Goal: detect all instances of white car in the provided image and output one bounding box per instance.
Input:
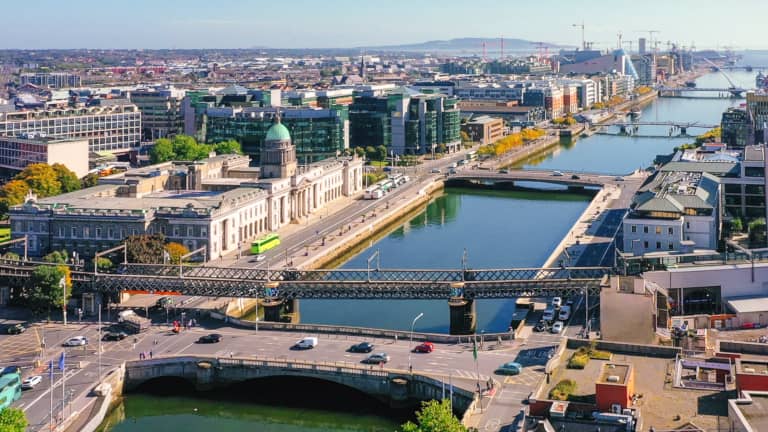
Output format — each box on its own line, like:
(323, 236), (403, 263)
(255, 254), (266, 262)
(551, 321), (564, 334)
(551, 297), (563, 308)
(21, 375), (42, 390)
(552, 171), (564, 176)
(63, 336), (88, 347)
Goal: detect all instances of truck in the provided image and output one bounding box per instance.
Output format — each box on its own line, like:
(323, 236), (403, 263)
(121, 315), (151, 333)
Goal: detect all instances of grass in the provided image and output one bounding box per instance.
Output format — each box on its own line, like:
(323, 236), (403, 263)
(0, 226), (9, 243)
(549, 379), (577, 401)
(567, 344), (612, 369)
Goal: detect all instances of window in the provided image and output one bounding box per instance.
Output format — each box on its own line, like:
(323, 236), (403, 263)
(187, 226), (193, 237)
(669, 242), (674, 250)
(71, 227), (77, 237)
(58, 227), (64, 237)
(109, 228), (114, 239)
(656, 241), (661, 249)
(131, 229), (137, 236)
(655, 226), (662, 235)
(631, 225), (637, 233)
(686, 222), (690, 229)
(173, 227), (179, 237)
(668, 227), (674, 235)
(643, 241), (649, 249)
(643, 226), (649, 234)
(83, 227), (89, 238)
(95, 227), (101, 238)
(120, 229), (126, 239)
(201, 227), (207, 237)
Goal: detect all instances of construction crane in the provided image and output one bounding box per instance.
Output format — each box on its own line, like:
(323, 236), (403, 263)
(623, 40), (635, 54)
(572, 21), (585, 50)
(637, 30), (660, 53)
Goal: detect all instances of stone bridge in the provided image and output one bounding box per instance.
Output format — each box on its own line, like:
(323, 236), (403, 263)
(446, 169), (621, 188)
(123, 356), (477, 415)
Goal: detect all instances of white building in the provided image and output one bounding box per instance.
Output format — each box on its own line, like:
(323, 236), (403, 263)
(0, 134), (89, 178)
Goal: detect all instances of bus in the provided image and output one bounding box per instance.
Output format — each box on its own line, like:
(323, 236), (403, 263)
(378, 180), (395, 193)
(251, 233), (280, 254)
(465, 150), (478, 162)
(0, 371), (22, 410)
(364, 188), (383, 200)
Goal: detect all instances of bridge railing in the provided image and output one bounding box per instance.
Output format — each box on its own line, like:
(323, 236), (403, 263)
(217, 356), (391, 377)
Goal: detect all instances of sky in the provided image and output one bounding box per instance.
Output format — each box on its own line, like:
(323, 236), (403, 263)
(1, 0), (764, 50)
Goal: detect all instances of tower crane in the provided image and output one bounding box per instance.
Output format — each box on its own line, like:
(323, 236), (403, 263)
(572, 21), (585, 50)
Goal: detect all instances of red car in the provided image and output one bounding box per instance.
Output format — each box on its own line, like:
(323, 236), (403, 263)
(413, 342), (435, 353)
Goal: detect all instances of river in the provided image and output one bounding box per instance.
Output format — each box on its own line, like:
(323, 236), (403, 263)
(101, 68), (758, 431)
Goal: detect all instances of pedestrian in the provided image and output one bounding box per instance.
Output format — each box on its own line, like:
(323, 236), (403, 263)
(139, 352), (143, 360)
(149, 351), (153, 359)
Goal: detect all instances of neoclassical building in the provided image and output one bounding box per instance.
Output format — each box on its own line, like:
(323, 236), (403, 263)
(10, 119), (364, 260)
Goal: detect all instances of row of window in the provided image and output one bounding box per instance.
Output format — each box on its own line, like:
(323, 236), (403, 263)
(642, 240), (675, 250)
(630, 225), (677, 235)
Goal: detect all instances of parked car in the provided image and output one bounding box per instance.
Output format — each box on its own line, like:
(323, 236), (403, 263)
(571, 174), (580, 180)
(413, 342), (435, 353)
(614, 176), (624, 181)
(63, 336), (88, 347)
(533, 321), (548, 332)
(551, 297), (563, 308)
(102, 331), (128, 341)
(293, 337), (318, 350)
(349, 342), (374, 353)
(7, 323), (26, 335)
(197, 333), (223, 344)
(542, 309), (555, 323)
(558, 306), (571, 321)
(551, 321), (564, 334)
(363, 353), (390, 364)
(495, 361), (523, 376)
(21, 375), (42, 390)
(430, 168), (441, 174)
(552, 171), (564, 176)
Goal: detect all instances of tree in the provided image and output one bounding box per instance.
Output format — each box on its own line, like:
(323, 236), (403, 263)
(748, 218), (767, 246)
(165, 242), (190, 265)
(81, 172), (100, 189)
(173, 135), (209, 161)
(400, 399), (466, 432)
(365, 146), (376, 160)
(150, 138), (176, 164)
(374, 145), (388, 162)
(28, 265), (71, 315)
(51, 163), (81, 193)
(212, 139), (242, 155)
(16, 163), (61, 197)
(460, 130), (471, 143)
(0, 179), (32, 209)
(730, 218), (744, 233)
(0, 407), (28, 432)
(126, 234), (166, 264)
(42, 250), (69, 264)
(354, 147), (366, 158)
(93, 257), (113, 272)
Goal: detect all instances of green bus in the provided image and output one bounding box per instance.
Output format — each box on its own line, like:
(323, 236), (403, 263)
(251, 233), (280, 254)
(0, 371), (21, 411)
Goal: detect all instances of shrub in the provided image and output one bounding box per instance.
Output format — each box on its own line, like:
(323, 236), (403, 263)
(549, 379), (577, 400)
(568, 353), (589, 369)
(590, 350), (612, 360)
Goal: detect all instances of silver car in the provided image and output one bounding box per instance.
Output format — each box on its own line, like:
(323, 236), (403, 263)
(363, 353), (390, 364)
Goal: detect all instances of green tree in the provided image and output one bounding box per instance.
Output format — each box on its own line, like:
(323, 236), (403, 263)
(212, 139), (242, 155)
(173, 135), (208, 161)
(354, 147), (366, 158)
(81, 172), (100, 188)
(93, 256), (113, 272)
(0, 407), (28, 432)
(165, 242), (190, 265)
(126, 234), (166, 264)
(150, 138), (176, 164)
(748, 218), (767, 246)
(374, 145), (388, 161)
(364, 146), (376, 160)
(16, 163), (61, 197)
(51, 163), (81, 193)
(400, 399), (466, 432)
(28, 265), (71, 315)
(730, 218), (744, 233)
(42, 250), (69, 264)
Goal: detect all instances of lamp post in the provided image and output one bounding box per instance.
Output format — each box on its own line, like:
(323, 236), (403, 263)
(408, 312), (424, 373)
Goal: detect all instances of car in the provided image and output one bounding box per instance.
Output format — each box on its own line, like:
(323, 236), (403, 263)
(542, 309), (555, 323)
(571, 174), (580, 180)
(102, 331), (128, 341)
(383, 166), (393, 172)
(63, 336), (88, 347)
(551, 297), (563, 308)
(552, 170), (564, 176)
(197, 333), (223, 344)
(495, 361), (523, 376)
(293, 337), (318, 350)
(413, 342), (435, 353)
(565, 298), (574, 307)
(250, 254), (266, 262)
(7, 323), (26, 335)
(349, 342), (374, 353)
(533, 321), (548, 332)
(0, 366), (20, 376)
(614, 176), (624, 181)
(551, 321), (564, 334)
(21, 375), (42, 390)
(499, 169), (509, 174)
(430, 168), (441, 174)
(558, 306), (571, 321)
(362, 353), (390, 364)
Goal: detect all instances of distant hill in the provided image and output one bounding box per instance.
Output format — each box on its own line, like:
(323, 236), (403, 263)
(361, 37), (571, 53)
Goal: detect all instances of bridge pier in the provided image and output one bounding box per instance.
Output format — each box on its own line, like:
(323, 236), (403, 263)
(448, 298), (476, 335)
(262, 298), (300, 323)
(679, 127), (687, 136)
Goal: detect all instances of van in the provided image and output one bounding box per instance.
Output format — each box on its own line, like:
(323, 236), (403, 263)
(293, 337), (318, 350)
(117, 310), (136, 323)
(558, 305), (571, 321)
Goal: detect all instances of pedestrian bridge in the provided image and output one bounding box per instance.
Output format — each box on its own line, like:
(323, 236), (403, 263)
(123, 355), (477, 415)
(446, 169), (621, 188)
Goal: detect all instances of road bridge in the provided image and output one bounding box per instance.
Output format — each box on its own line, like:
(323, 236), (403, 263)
(0, 259), (609, 334)
(657, 86), (748, 97)
(446, 169), (621, 188)
(603, 120), (717, 137)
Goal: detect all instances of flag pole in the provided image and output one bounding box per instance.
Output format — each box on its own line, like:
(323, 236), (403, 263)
(473, 336), (482, 413)
(49, 361), (53, 432)
(60, 352), (66, 423)
(449, 372), (453, 413)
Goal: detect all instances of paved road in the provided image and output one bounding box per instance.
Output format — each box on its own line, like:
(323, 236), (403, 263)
(0, 305), (580, 431)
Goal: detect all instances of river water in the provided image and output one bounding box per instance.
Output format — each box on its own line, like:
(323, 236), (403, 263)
(102, 68), (758, 431)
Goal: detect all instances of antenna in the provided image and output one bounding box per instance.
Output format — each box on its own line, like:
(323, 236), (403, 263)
(617, 31), (623, 50)
(500, 35), (504, 59)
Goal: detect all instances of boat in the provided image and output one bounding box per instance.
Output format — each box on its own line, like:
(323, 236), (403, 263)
(746, 65), (753, 72)
(684, 81), (697, 88)
(629, 109), (641, 119)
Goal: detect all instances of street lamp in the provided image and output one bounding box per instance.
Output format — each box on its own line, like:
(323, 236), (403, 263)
(408, 312), (424, 373)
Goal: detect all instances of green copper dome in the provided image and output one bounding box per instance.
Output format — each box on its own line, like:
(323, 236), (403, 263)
(265, 122), (291, 142)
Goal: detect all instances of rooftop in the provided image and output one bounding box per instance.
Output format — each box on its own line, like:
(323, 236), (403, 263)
(597, 363), (630, 385)
(726, 296), (768, 314)
(731, 392), (768, 431)
(736, 359), (768, 375)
